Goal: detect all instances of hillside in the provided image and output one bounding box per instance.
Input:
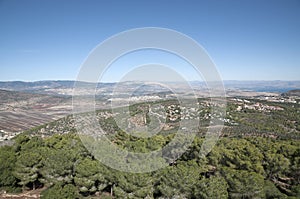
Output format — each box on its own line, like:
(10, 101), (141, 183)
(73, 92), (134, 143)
(282, 89), (300, 97)
(21, 97), (300, 140)
(0, 98), (300, 198)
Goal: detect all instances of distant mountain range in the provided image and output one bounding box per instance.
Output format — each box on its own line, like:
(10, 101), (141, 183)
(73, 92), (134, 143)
(223, 80), (300, 93)
(0, 80), (299, 96)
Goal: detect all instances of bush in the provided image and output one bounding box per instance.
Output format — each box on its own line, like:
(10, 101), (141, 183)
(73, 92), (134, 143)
(41, 183), (80, 199)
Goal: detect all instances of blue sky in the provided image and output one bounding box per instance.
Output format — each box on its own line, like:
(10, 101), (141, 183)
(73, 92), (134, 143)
(0, 0), (299, 82)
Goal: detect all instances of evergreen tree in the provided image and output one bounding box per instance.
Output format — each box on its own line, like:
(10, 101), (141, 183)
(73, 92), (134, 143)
(13, 151), (42, 190)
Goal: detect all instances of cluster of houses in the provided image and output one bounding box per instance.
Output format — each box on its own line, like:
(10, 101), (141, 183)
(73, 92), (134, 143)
(0, 129), (21, 141)
(163, 101), (236, 125)
(263, 96), (298, 104)
(233, 98), (284, 112)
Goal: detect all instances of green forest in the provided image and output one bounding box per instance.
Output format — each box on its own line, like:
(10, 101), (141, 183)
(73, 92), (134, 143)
(0, 133), (299, 198)
(0, 98), (300, 198)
